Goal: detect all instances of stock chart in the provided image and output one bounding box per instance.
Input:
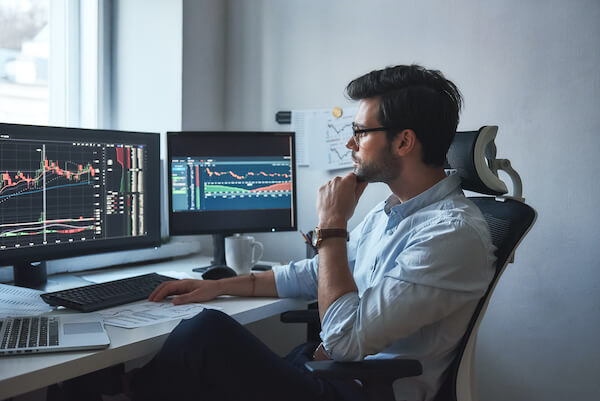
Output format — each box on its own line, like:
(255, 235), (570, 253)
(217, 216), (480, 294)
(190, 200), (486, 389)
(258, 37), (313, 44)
(0, 138), (147, 250)
(171, 156), (293, 211)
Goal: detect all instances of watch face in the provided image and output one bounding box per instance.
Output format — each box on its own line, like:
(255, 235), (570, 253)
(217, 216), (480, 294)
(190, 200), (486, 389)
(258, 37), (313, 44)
(312, 229), (320, 247)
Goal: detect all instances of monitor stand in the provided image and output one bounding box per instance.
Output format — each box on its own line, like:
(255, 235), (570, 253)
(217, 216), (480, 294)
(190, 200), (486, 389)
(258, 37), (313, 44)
(192, 233), (230, 273)
(13, 261), (47, 289)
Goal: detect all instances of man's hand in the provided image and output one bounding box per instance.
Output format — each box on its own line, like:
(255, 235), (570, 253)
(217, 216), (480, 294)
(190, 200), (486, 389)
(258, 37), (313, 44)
(316, 173), (364, 321)
(317, 173), (368, 228)
(149, 279), (221, 305)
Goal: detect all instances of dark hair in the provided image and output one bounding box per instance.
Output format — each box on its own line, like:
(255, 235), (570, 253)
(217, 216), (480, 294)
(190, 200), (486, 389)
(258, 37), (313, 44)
(346, 64), (462, 166)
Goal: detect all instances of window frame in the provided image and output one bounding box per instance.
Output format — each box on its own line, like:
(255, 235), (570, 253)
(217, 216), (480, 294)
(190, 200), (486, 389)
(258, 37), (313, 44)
(49, 0), (111, 129)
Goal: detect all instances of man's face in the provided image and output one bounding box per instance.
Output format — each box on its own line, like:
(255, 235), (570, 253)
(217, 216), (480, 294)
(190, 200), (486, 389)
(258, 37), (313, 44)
(347, 98), (400, 183)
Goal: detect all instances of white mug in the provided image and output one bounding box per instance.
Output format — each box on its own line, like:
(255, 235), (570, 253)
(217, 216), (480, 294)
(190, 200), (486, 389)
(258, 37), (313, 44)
(225, 235), (264, 275)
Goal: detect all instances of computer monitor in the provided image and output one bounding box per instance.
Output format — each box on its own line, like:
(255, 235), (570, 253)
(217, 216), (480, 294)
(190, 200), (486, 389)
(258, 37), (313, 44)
(167, 131), (296, 271)
(0, 123), (161, 287)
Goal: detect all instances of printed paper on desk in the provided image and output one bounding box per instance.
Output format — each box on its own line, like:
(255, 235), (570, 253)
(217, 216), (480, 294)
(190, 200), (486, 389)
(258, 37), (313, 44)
(0, 283), (53, 318)
(99, 300), (223, 329)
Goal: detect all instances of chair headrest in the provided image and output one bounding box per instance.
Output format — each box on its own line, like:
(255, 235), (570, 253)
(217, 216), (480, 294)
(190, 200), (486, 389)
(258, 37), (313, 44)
(445, 126), (508, 196)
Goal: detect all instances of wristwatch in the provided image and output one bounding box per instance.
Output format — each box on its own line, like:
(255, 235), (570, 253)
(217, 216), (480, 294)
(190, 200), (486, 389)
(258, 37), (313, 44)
(311, 227), (349, 248)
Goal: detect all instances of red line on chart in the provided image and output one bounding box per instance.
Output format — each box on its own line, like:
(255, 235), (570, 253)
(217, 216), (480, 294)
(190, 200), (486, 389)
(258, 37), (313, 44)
(250, 182), (292, 192)
(1, 225), (95, 236)
(115, 146), (129, 192)
(0, 217), (94, 229)
(57, 227), (91, 234)
(205, 167), (290, 180)
(116, 147), (125, 170)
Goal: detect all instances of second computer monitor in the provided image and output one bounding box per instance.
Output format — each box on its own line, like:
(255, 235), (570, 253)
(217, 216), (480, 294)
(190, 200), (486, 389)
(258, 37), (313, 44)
(167, 131), (296, 237)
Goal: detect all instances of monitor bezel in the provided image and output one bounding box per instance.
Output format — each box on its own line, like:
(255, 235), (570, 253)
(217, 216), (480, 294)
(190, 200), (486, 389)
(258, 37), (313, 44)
(167, 131), (297, 236)
(0, 123), (162, 265)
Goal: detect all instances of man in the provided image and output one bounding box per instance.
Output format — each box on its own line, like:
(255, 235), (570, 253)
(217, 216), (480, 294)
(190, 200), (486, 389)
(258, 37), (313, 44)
(132, 65), (496, 401)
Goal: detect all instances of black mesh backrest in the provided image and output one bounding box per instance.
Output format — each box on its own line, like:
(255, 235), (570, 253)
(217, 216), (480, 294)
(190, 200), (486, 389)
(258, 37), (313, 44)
(434, 197), (536, 401)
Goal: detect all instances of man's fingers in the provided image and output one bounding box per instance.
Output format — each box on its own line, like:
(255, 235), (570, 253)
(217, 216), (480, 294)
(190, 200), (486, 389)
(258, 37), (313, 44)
(345, 173), (368, 199)
(172, 289), (203, 305)
(172, 293), (192, 305)
(148, 282), (170, 301)
(149, 280), (190, 302)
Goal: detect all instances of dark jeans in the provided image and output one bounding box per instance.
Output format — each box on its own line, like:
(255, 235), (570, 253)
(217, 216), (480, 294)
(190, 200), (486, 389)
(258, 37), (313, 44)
(132, 309), (366, 401)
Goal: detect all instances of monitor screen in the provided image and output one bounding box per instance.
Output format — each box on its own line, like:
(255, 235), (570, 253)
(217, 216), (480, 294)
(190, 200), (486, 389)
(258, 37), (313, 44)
(167, 131), (296, 235)
(0, 123), (161, 267)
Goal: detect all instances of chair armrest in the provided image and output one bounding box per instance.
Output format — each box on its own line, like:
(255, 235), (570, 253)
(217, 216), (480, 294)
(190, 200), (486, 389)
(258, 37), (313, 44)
(304, 359), (422, 381)
(280, 309), (320, 325)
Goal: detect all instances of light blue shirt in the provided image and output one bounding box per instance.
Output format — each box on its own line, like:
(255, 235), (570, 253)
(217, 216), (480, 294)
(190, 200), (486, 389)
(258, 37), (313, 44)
(272, 173), (496, 401)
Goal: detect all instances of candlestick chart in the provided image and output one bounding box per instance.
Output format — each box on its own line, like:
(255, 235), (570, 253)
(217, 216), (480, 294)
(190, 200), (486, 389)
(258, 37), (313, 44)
(0, 138), (147, 250)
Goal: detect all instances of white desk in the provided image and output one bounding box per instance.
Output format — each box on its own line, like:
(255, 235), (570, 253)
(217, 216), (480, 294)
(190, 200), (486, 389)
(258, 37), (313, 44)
(0, 255), (307, 399)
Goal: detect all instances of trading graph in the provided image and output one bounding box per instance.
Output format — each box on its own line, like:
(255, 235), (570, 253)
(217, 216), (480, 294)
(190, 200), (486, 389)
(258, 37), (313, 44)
(0, 138), (147, 250)
(325, 113), (354, 169)
(325, 121), (353, 140)
(172, 156), (293, 211)
(328, 144), (352, 164)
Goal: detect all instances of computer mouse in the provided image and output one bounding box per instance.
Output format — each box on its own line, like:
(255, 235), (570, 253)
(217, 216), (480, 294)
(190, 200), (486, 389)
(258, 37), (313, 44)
(201, 266), (237, 280)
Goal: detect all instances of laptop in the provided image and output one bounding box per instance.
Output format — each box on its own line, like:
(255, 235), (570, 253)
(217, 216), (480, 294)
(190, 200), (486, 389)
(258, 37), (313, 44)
(0, 313), (110, 356)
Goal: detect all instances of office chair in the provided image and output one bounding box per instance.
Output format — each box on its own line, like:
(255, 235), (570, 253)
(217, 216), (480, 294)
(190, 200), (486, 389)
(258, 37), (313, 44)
(280, 126), (537, 401)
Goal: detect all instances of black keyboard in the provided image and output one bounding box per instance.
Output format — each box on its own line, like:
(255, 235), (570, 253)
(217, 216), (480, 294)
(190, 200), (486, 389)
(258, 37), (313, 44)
(40, 273), (177, 312)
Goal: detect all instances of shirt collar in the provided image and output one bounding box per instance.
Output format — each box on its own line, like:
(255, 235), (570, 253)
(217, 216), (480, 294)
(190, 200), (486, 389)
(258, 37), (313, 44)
(384, 172), (462, 218)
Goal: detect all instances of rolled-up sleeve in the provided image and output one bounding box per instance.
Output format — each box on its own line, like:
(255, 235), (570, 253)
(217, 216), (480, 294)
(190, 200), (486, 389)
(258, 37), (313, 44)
(272, 214), (370, 299)
(320, 219), (495, 361)
(272, 256), (319, 299)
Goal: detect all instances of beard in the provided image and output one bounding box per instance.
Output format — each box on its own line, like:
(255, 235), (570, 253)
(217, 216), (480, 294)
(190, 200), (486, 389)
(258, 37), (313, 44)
(353, 144), (401, 184)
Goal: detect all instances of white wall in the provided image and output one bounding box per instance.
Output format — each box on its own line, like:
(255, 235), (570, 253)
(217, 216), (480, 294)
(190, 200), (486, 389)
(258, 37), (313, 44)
(182, 0), (227, 131)
(112, 0), (182, 134)
(218, 0), (600, 400)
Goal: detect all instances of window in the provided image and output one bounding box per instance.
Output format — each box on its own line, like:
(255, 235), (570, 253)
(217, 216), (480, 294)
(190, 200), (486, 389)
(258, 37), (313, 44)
(0, 0), (109, 128)
(0, 0), (49, 125)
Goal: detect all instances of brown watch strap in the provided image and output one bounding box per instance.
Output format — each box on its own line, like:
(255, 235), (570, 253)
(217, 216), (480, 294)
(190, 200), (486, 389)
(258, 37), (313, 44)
(314, 228), (349, 248)
(318, 228), (348, 239)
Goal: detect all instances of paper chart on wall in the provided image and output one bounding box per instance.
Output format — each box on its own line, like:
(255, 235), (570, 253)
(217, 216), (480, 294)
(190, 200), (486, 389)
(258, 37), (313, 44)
(324, 110), (356, 170)
(291, 107), (358, 170)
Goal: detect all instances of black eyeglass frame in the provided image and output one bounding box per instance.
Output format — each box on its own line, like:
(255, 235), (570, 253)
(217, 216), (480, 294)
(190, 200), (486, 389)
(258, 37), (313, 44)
(351, 123), (402, 144)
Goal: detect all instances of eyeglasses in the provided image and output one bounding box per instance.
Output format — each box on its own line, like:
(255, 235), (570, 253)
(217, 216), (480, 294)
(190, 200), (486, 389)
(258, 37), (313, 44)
(351, 123), (394, 146)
